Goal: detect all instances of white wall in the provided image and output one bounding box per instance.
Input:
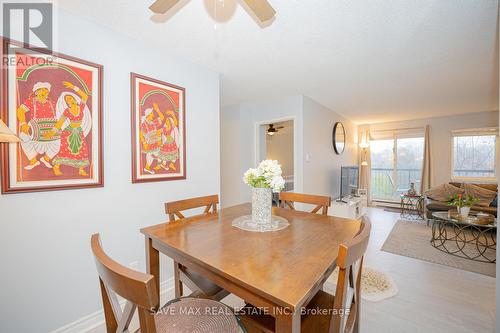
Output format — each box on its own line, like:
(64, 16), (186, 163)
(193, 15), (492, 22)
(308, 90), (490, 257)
(242, 96), (305, 199)
(0, 9), (220, 333)
(220, 95), (304, 207)
(302, 97), (358, 198)
(362, 111), (498, 187)
(220, 95), (358, 207)
(220, 104), (243, 209)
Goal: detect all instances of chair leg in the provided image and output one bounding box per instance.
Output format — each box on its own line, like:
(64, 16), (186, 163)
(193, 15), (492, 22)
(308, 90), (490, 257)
(353, 313), (360, 333)
(353, 291), (360, 333)
(174, 262), (183, 298)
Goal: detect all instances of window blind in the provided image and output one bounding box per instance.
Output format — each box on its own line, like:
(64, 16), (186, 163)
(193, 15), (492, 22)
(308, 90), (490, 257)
(451, 127), (498, 137)
(370, 127), (425, 141)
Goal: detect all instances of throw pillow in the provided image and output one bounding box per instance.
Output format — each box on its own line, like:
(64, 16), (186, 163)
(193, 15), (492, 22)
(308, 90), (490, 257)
(464, 183), (497, 207)
(490, 195), (498, 208)
(424, 183), (464, 201)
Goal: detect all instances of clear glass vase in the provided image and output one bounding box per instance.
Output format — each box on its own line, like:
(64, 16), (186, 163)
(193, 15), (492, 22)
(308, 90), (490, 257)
(232, 187), (288, 232)
(252, 187), (272, 226)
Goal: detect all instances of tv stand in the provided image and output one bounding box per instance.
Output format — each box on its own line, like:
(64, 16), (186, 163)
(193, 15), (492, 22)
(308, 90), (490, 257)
(330, 195), (367, 220)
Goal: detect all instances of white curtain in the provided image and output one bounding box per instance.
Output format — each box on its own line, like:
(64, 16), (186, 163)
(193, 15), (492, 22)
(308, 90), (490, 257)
(420, 125), (431, 194)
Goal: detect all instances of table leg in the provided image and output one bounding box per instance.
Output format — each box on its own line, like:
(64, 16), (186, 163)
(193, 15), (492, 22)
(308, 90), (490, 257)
(173, 261), (183, 298)
(145, 237), (160, 310)
(276, 311), (300, 333)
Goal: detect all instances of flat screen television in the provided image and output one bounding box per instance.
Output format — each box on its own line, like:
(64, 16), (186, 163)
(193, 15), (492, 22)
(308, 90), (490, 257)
(340, 166), (359, 199)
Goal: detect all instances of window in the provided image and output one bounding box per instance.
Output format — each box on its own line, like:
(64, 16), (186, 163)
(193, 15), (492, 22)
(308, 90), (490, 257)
(451, 128), (498, 180)
(370, 128), (425, 202)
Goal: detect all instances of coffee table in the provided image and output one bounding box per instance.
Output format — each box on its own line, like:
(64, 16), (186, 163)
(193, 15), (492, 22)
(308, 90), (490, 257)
(431, 211), (496, 263)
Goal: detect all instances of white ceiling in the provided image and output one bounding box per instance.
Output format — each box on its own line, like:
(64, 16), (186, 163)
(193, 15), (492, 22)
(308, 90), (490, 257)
(58, 0), (499, 124)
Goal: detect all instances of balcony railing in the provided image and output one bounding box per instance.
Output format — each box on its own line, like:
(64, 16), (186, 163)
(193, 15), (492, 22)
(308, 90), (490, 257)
(371, 168), (496, 201)
(371, 168), (421, 201)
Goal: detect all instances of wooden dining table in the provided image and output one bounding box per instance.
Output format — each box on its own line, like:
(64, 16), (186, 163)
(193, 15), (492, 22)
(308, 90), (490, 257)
(141, 203), (361, 333)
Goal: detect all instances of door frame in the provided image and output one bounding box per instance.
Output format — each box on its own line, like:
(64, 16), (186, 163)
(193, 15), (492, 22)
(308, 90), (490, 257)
(370, 136), (424, 203)
(254, 116), (298, 190)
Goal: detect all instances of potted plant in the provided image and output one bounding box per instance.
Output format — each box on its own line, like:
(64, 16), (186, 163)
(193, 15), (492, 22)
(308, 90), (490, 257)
(243, 160), (285, 226)
(447, 193), (479, 217)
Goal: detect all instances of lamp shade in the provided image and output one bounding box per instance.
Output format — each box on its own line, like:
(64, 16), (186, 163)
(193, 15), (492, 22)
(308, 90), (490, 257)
(359, 130), (370, 148)
(0, 119), (20, 142)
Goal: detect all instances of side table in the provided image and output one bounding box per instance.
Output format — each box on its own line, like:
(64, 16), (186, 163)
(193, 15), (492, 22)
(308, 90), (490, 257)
(400, 194), (425, 221)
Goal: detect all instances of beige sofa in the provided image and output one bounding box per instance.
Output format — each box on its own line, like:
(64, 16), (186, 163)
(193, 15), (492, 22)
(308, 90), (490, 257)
(425, 182), (497, 218)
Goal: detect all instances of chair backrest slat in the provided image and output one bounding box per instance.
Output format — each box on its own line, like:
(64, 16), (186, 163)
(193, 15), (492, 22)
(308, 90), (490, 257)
(330, 216), (371, 333)
(336, 216), (371, 269)
(116, 301), (137, 333)
(91, 234), (158, 333)
(279, 192), (331, 215)
(165, 195), (219, 222)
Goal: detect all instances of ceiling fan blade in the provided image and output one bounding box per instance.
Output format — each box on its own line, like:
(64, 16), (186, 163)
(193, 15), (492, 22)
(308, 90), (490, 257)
(149, 0), (180, 14)
(242, 0), (276, 22)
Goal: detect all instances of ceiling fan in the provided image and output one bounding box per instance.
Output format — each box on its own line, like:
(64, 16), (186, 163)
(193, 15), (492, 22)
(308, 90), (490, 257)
(267, 123), (284, 136)
(149, 0), (276, 24)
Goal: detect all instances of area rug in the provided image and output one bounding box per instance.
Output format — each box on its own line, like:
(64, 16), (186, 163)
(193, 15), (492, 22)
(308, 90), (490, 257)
(325, 267), (398, 302)
(381, 220), (496, 277)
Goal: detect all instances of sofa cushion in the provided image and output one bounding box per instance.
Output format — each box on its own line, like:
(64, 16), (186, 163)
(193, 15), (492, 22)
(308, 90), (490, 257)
(426, 201), (497, 214)
(471, 205), (497, 214)
(464, 183), (497, 207)
(425, 183), (464, 201)
(450, 182), (498, 191)
(426, 199), (451, 212)
(472, 183), (498, 192)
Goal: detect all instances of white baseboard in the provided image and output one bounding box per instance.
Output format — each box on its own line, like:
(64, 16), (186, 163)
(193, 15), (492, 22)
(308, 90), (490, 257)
(50, 278), (174, 333)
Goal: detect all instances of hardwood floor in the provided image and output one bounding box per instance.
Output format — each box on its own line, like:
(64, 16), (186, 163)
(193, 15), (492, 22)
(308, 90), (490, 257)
(356, 207), (495, 332)
(224, 207), (496, 333)
(87, 207), (495, 333)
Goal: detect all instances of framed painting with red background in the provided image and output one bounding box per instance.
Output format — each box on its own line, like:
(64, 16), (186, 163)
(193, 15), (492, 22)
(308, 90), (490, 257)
(131, 73), (186, 183)
(1, 38), (104, 194)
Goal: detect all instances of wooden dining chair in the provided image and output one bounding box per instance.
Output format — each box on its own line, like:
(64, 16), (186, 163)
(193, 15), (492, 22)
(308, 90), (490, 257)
(91, 234), (244, 333)
(164, 195), (229, 301)
(165, 194), (219, 221)
(239, 216), (371, 333)
(279, 192), (332, 215)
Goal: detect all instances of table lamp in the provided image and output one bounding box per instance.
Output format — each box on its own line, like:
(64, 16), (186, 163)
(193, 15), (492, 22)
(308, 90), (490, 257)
(0, 119), (19, 143)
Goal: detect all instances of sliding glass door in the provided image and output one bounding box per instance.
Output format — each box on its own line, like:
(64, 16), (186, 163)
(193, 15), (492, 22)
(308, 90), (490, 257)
(371, 132), (424, 202)
(371, 140), (395, 201)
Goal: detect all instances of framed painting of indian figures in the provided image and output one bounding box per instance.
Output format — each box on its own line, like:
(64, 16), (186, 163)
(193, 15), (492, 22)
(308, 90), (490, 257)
(131, 73), (186, 183)
(1, 38), (104, 194)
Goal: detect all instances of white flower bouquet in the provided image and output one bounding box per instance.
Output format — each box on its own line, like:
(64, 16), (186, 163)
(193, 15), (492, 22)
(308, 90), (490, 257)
(243, 160), (285, 193)
(232, 160), (290, 232)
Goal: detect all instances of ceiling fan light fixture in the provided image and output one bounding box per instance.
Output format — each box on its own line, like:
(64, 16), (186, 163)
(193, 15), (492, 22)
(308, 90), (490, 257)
(266, 123), (286, 136)
(149, 0), (180, 14)
(241, 0), (276, 22)
(267, 124), (278, 136)
(149, 0), (276, 25)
